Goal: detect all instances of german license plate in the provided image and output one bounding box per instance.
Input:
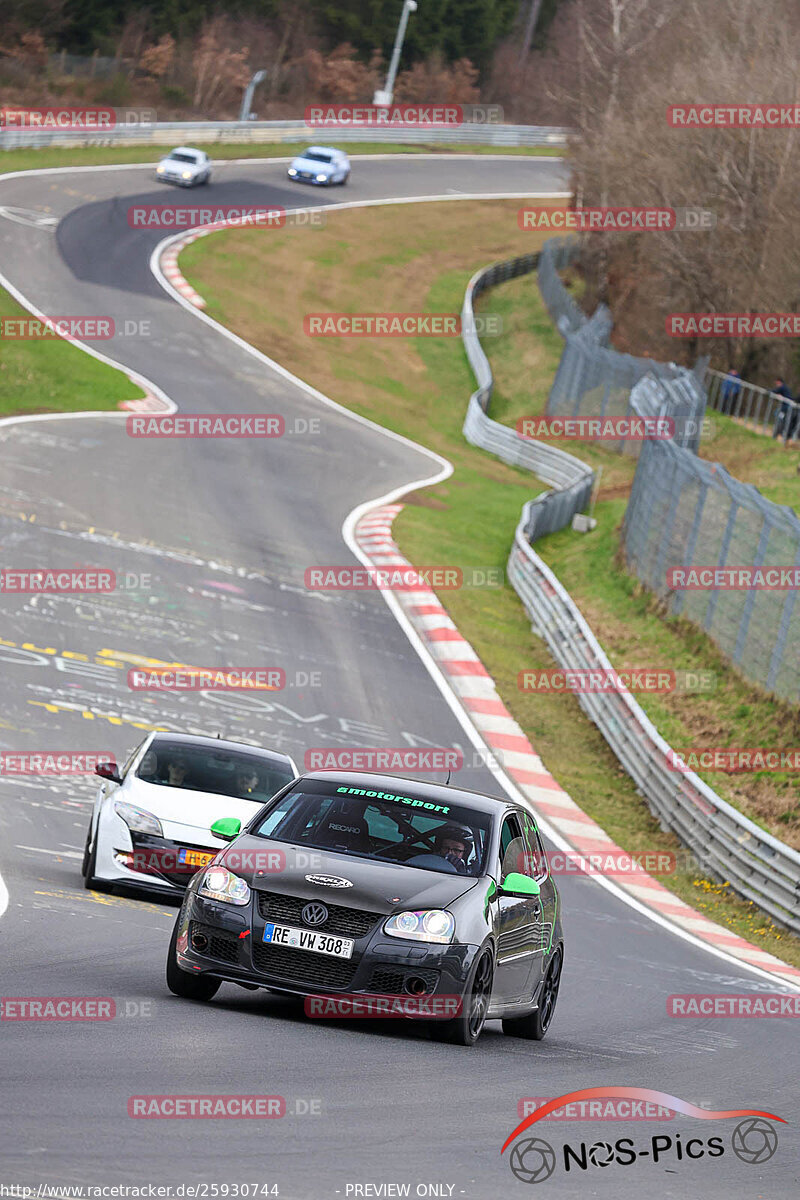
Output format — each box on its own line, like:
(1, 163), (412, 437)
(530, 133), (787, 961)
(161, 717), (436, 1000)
(262, 922), (354, 959)
(178, 848), (215, 869)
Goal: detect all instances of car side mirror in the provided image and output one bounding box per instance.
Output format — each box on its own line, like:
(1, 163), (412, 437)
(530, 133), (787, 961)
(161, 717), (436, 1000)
(95, 761), (122, 784)
(211, 817), (242, 842)
(499, 872), (541, 898)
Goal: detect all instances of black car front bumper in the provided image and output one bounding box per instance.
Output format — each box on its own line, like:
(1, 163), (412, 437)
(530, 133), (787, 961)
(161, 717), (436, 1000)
(175, 885), (480, 1005)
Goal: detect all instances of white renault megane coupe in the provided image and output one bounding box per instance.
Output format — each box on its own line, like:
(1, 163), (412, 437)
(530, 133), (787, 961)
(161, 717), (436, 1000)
(82, 731), (298, 896)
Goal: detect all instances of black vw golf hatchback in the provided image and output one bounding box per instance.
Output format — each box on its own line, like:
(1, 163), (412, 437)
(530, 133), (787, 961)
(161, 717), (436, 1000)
(165, 771), (564, 1045)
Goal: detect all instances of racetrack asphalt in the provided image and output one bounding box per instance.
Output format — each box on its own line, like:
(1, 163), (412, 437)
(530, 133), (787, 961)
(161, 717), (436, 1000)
(0, 155), (797, 1198)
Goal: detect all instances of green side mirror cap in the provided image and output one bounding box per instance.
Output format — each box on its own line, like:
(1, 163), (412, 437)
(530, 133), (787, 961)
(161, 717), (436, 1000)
(499, 872), (541, 898)
(210, 817), (242, 842)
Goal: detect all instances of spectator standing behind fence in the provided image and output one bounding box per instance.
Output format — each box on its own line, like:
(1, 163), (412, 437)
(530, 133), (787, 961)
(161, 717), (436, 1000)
(719, 366), (741, 414)
(787, 386), (800, 443)
(771, 378), (794, 439)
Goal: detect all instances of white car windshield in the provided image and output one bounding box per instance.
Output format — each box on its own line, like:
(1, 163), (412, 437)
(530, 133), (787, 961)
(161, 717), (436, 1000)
(303, 151), (333, 163)
(168, 152), (199, 164)
(136, 741), (292, 802)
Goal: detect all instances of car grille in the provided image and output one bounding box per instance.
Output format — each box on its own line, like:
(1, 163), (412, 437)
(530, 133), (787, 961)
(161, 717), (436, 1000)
(252, 942), (358, 989)
(365, 967), (440, 995)
(256, 891), (382, 939)
(190, 922), (239, 964)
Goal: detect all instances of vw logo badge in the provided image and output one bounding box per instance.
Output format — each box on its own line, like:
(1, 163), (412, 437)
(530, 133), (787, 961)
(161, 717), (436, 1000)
(302, 902), (329, 927)
(305, 874), (353, 889)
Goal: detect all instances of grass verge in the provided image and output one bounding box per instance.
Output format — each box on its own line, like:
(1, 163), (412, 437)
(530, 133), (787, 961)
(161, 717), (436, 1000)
(180, 198), (800, 969)
(0, 286), (143, 417)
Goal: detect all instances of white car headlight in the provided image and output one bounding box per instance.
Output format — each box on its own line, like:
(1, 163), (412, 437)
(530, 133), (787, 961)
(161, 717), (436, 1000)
(182, 170), (192, 180)
(114, 801), (163, 836)
(288, 167), (297, 176)
(384, 909), (454, 944)
(157, 165), (165, 174)
(315, 173), (327, 182)
(199, 867), (251, 906)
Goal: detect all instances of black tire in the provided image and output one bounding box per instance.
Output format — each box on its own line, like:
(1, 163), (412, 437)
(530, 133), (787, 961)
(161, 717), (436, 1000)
(166, 914), (221, 1001)
(340, 172), (349, 186)
(430, 947), (494, 1046)
(81, 824), (91, 877)
(502, 947), (563, 1041)
(83, 828), (113, 893)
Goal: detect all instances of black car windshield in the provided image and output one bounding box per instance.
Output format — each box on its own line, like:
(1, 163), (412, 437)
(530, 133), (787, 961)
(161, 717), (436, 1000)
(303, 151), (333, 163)
(252, 779), (492, 876)
(168, 151), (198, 163)
(136, 741), (292, 803)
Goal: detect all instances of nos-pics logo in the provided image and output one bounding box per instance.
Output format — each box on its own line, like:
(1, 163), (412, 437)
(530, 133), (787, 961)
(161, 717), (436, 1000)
(502, 1088), (783, 1184)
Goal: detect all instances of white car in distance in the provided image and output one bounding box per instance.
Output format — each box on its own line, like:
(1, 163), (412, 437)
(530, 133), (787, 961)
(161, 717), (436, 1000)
(288, 146), (351, 186)
(156, 147), (212, 187)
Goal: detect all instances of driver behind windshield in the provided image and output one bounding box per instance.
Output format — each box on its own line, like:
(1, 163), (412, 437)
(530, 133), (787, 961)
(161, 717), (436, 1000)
(165, 756), (190, 787)
(434, 824), (473, 874)
(235, 767), (260, 797)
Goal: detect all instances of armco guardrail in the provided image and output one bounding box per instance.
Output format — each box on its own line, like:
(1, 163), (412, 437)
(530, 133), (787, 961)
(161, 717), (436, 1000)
(0, 119), (572, 152)
(461, 253), (594, 541)
(461, 242), (800, 932)
(507, 508), (800, 933)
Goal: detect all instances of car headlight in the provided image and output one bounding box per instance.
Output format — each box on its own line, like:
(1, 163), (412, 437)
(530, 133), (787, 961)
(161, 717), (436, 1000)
(157, 165), (165, 173)
(199, 867), (251, 906)
(182, 170), (192, 180)
(384, 909), (454, 944)
(114, 801), (163, 836)
(316, 173), (327, 182)
(288, 167), (297, 175)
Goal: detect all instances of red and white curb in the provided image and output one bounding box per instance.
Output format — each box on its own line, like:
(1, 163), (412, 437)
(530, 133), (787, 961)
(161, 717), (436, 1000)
(119, 388), (172, 413)
(355, 503), (800, 989)
(160, 236), (208, 309)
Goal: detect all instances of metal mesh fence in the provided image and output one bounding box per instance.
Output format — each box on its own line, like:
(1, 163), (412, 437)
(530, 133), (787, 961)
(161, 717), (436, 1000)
(623, 438), (800, 702)
(541, 239), (707, 454)
(539, 235), (799, 702)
